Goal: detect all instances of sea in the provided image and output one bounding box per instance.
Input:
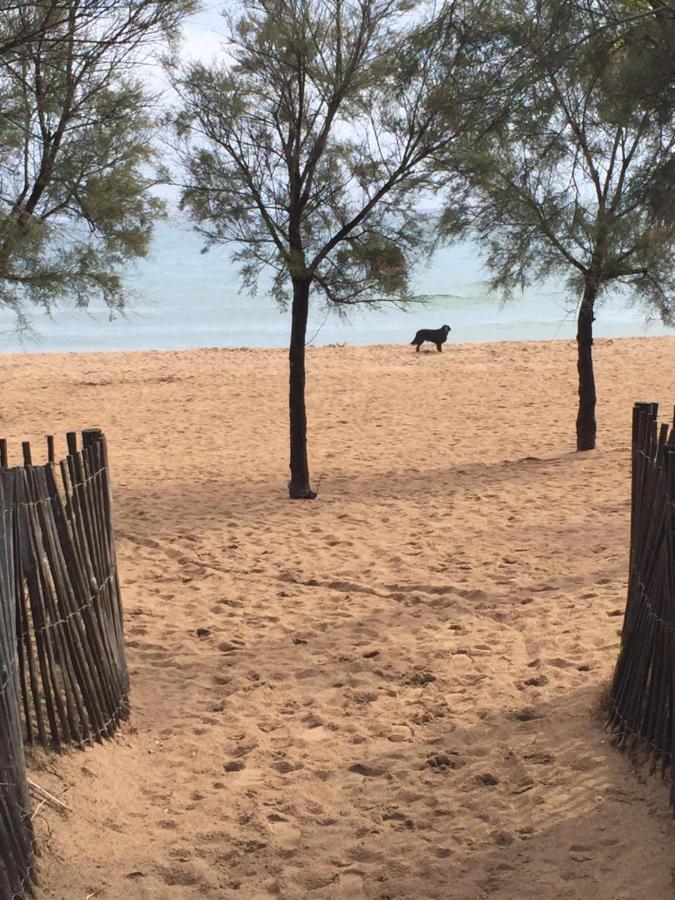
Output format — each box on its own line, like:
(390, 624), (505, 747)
(0, 218), (671, 354)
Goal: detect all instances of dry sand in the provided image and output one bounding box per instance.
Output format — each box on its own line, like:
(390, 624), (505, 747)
(2, 335), (674, 899)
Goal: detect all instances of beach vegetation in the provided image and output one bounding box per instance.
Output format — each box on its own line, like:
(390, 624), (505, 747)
(442, 0), (674, 450)
(173, 0), (493, 498)
(0, 0), (194, 330)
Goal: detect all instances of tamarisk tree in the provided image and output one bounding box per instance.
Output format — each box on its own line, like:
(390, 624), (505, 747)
(174, 0), (490, 498)
(0, 1), (193, 327)
(449, 0), (674, 451)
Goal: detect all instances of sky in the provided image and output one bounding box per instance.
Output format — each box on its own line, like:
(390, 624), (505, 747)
(179, 4), (228, 63)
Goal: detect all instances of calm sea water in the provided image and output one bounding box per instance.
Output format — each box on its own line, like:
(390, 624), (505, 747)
(0, 219), (671, 353)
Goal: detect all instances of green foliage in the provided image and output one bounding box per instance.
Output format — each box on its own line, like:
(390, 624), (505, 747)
(0, 1), (194, 322)
(173, 0), (489, 312)
(443, 0), (675, 323)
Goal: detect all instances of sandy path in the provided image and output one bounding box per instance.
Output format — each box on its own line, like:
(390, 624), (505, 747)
(1, 336), (674, 899)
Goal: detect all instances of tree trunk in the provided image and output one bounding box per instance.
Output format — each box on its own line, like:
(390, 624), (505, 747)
(576, 280), (598, 451)
(288, 277), (316, 499)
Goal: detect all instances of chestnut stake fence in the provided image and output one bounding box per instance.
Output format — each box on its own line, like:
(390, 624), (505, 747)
(0, 472), (36, 900)
(0, 429), (128, 898)
(609, 402), (675, 807)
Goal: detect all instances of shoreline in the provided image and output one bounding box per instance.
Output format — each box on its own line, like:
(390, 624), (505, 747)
(0, 331), (673, 361)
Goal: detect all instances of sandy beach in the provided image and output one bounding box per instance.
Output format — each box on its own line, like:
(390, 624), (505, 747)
(2, 335), (674, 899)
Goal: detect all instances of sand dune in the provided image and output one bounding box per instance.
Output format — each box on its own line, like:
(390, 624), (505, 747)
(2, 336), (674, 899)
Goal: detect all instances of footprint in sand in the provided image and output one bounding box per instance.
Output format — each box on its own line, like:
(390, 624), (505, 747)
(303, 725), (330, 742)
(334, 871), (367, 899)
(268, 815), (302, 848)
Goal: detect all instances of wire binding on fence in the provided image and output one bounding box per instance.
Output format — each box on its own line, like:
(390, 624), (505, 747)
(608, 402), (675, 808)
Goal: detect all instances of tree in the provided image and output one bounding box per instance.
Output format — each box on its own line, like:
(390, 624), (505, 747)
(446, 0), (674, 451)
(174, 0), (494, 498)
(0, 1), (194, 327)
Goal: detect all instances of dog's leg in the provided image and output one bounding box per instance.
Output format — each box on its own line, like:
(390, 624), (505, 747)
(415, 343), (420, 352)
(436, 343), (442, 352)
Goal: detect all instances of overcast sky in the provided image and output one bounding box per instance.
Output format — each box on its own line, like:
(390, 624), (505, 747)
(180, 4), (228, 62)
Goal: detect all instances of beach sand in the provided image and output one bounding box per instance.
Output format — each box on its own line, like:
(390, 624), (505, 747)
(2, 335), (674, 899)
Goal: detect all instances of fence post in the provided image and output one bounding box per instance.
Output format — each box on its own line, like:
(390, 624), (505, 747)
(0, 469), (37, 897)
(81, 428), (129, 707)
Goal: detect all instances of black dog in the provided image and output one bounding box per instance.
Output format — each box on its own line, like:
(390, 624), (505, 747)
(410, 324), (451, 352)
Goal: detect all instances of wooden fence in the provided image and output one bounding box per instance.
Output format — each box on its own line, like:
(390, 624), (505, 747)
(0, 475), (36, 899)
(0, 429), (127, 897)
(608, 402), (675, 807)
